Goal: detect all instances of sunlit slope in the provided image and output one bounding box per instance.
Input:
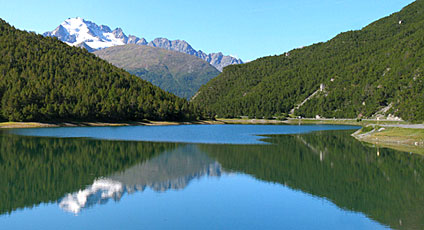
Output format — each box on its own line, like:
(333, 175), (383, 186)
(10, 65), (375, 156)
(192, 0), (424, 122)
(94, 45), (220, 99)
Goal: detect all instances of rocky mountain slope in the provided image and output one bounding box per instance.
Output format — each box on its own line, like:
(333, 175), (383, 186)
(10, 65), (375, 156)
(148, 38), (243, 71)
(192, 0), (424, 122)
(44, 17), (243, 71)
(94, 44), (220, 99)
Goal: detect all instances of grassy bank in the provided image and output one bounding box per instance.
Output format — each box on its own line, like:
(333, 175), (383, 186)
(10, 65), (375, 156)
(218, 118), (424, 155)
(352, 126), (424, 155)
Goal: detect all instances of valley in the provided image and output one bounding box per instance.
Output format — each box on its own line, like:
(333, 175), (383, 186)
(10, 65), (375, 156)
(0, 1), (423, 229)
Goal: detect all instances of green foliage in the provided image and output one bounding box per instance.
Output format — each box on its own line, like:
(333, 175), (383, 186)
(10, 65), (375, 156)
(359, 125), (375, 134)
(192, 0), (424, 122)
(94, 45), (220, 99)
(0, 19), (202, 122)
(201, 130), (424, 230)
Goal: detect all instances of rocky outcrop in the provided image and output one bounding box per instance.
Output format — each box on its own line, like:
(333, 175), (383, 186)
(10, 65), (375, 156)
(147, 38), (243, 71)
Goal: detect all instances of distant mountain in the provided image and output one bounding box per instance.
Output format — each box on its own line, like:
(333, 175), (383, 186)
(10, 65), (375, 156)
(192, 0), (424, 122)
(0, 18), (197, 122)
(43, 17), (134, 49)
(44, 17), (243, 71)
(148, 38), (244, 71)
(94, 44), (220, 99)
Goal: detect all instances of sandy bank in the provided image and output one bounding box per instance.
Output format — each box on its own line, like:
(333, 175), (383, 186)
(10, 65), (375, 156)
(0, 120), (224, 129)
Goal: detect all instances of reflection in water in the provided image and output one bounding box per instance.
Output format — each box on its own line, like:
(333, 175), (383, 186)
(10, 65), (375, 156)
(59, 145), (222, 214)
(1, 127), (424, 229)
(59, 179), (123, 214)
(109, 145), (222, 192)
(0, 132), (181, 215)
(201, 130), (424, 230)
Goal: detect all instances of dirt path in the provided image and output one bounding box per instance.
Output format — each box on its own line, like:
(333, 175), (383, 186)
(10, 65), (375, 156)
(290, 86), (324, 115)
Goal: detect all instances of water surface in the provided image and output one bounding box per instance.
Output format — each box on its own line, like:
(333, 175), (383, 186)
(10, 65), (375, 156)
(10, 124), (358, 144)
(1, 125), (423, 230)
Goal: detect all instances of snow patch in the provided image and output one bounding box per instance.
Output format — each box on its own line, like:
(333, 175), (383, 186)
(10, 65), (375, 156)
(51, 17), (127, 50)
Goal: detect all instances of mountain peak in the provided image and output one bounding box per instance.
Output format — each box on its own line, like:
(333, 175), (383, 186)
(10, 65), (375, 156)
(44, 17), (130, 49)
(44, 18), (243, 71)
(62, 17), (88, 29)
(64, 17), (84, 22)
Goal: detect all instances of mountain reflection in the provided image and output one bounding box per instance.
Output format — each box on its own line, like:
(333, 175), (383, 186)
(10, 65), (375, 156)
(59, 178), (124, 214)
(0, 132), (182, 215)
(58, 145), (222, 214)
(1, 129), (424, 229)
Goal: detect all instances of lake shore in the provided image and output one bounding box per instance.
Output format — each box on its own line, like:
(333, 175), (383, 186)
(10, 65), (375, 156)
(216, 117), (410, 126)
(0, 120), (224, 129)
(352, 126), (424, 155)
(218, 118), (424, 155)
(1, 118), (423, 155)
(0, 117), (412, 129)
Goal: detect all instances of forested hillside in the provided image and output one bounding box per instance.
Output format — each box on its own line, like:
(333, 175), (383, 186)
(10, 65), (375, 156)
(192, 0), (424, 122)
(0, 19), (200, 122)
(94, 45), (220, 99)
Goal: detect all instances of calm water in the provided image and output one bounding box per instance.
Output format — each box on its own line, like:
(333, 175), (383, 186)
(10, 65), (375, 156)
(9, 124), (357, 144)
(1, 124), (423, 230)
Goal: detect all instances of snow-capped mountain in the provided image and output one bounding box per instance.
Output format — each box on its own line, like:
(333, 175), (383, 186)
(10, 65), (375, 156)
(44, 17), (243, 71)
(43, 17), (147, 50)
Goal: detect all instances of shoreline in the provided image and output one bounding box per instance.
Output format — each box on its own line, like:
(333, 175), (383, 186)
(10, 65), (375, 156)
(217, 118), (411, 126)
(1, 118), (423, 155)
(218, 118), (424, 155)
(0, 120), (224, 129)
(351, 126), (424, 155)
(0, 117), (413, 129)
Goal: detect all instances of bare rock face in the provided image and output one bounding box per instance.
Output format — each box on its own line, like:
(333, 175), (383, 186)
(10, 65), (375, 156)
(44, 25), (76, 43)
(148, 38), (198, 56)
(44, 17), (243, 71)
(208, 52), (243, 72)
(147, 38), (243, 71)
(111, 28), (128, 43)
(75, 42), (95, 52)
(127, 35), (147, 45)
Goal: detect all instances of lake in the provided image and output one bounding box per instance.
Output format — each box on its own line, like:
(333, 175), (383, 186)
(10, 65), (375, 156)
(1, 124), (423, 230)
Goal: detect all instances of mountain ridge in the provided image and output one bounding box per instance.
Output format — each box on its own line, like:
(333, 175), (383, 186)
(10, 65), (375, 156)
(44, 17), (243, 71)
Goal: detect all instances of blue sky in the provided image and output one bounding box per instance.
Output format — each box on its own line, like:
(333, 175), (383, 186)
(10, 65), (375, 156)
(0, 0), (415, 61)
